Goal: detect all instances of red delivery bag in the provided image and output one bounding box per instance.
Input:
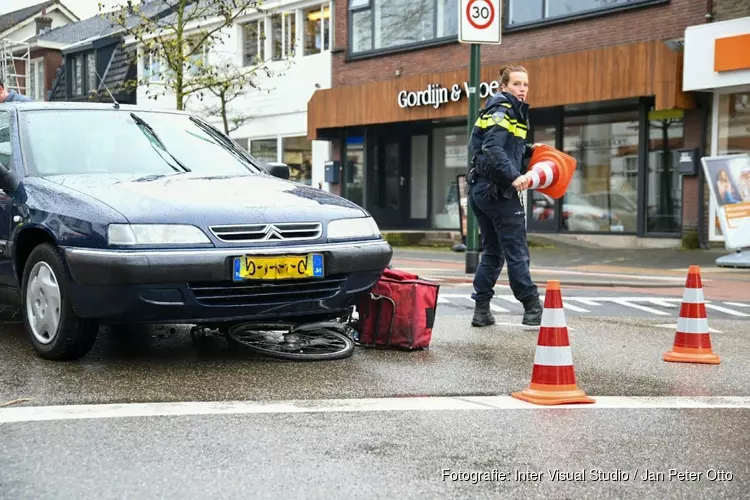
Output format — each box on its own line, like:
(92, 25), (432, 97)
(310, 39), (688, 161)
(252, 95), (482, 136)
(355, 267), (440, 350)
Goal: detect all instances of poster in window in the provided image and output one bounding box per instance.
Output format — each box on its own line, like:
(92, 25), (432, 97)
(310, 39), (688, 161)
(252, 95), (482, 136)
(702, 154), (750, 249)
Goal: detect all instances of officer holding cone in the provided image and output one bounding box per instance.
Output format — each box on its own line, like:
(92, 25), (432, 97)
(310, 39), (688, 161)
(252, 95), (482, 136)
(466, 64), (543, 327)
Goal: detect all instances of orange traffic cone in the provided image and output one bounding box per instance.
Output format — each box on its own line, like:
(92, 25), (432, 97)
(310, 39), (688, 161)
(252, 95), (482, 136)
(511, 280), (595, 405)
(664, 265), (720, 364)
(526, 144), (577, 199)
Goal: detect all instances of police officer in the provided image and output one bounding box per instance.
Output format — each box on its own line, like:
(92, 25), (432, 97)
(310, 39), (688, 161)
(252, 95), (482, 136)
(467, 64), (543, 327)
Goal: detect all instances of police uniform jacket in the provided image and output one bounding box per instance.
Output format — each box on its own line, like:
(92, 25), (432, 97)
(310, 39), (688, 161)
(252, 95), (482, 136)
(469, 91), (533, 189)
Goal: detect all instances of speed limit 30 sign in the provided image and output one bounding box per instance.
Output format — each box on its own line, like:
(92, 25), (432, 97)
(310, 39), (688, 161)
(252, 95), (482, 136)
(459, 0), (501, 44)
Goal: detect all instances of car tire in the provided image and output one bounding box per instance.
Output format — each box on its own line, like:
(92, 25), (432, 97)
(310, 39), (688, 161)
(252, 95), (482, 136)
(21, 243), (99, 361)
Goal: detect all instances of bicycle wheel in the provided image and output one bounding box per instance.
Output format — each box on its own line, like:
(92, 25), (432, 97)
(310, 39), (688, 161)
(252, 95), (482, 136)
(226, 321), (355, 361)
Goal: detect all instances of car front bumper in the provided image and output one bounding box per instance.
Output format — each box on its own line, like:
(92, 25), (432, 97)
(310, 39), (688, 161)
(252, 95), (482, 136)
(61, 240), (393, 323)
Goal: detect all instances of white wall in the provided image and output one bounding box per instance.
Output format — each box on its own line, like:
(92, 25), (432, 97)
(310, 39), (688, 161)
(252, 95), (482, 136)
(134, 0), (333, 189)
(3, 10), (73, 42)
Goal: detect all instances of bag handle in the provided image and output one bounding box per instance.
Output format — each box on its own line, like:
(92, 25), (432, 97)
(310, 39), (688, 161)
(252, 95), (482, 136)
(370, 292), (396, 345)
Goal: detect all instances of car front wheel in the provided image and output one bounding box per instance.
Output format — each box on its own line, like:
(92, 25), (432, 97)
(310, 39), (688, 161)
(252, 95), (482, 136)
(21, 243), (98, 361)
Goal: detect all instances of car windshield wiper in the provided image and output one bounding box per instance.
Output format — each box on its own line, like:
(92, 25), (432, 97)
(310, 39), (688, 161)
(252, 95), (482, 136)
(130, 112), (191, 173)
(188, 116), (261, 172)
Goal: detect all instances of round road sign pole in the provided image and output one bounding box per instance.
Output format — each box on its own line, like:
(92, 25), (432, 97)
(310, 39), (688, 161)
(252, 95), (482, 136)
(465, 42), (481, 274)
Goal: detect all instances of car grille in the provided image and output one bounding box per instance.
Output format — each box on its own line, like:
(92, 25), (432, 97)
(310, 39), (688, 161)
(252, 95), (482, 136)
(209, 222), (322, 243)
(189, 275), (346, 306)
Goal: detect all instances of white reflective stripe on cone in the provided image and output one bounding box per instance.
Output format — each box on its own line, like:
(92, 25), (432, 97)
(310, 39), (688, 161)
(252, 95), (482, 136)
(533, 345), (574, 366)
(528, 169), (542, 189)
(538, 161), (556, 188)
(540, 307), (567, 328)
(681, 287), (705, 304)
(676, 317), (710, 334)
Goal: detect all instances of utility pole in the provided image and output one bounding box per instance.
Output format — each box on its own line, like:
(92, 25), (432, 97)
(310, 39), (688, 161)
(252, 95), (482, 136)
(458, 0), (501, 273)
(465, 43), (481, 274)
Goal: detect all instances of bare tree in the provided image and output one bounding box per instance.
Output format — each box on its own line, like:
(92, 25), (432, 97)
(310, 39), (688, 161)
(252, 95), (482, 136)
(101, 0), (267, 110)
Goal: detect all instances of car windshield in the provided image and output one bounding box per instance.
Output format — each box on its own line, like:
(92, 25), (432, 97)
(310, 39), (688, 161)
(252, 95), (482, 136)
(19, 109), (263, 177)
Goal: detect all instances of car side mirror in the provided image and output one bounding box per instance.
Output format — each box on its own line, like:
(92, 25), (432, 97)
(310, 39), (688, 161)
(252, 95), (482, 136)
(266, 162), (290, 180)
(0, 166), (20, 193)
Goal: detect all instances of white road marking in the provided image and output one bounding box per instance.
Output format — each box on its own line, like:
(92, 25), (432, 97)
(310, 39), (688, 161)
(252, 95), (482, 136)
(647, 299), (679, 308)
(574, 298), (602, 306)
(437, 296), (450, 304)
(2, 396), (750, 423)
(704, 303), (750, 318)
(489, 303), (509, 313)
(653, 324), (722, 334)
(435, 294), (750, 318)
(606, 299), (671, 316)
(561, 302), (590, 313)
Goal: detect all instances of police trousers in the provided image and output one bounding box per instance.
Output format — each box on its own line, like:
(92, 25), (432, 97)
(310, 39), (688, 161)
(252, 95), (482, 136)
(468, 177), (538, 304)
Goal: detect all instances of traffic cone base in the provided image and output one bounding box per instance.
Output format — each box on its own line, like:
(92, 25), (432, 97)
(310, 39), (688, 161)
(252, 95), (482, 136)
(664, 265), (720, 365)
(510, 280), (594, 406)
(528, 144), (577, 200)
(663, 349), (720, 365)
(511, 383), (595, 406)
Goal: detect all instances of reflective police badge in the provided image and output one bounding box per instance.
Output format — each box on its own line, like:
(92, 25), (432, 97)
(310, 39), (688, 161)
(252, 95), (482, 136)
(490, 111), (507, 126)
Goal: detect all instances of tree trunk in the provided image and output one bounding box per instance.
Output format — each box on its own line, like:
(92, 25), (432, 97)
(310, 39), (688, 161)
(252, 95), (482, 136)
(220, 91), (229, 134)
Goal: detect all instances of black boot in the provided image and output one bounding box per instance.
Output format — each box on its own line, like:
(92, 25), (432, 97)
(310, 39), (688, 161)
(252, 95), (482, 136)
(522, 296), (543, 326)
(471, 300), (496, 327)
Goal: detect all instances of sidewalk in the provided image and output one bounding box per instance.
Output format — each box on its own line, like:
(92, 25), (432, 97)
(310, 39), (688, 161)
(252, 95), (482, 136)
(389, 245), (750, 300)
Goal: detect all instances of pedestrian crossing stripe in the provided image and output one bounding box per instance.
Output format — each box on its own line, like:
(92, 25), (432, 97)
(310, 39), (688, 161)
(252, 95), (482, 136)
(437, 294), (750, 318)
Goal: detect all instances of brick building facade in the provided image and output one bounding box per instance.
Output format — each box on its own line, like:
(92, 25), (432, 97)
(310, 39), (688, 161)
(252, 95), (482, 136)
(307, 0), (737, 247)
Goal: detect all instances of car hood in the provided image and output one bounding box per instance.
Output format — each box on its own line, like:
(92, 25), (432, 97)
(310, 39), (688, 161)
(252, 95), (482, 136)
(41, 173), (367, 225)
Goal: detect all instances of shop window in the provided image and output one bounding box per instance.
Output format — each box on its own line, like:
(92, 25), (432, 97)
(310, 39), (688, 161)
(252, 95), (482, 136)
(432, 126), (467, 229)
(303, 5), (330, 55)
(506, 0), (664, 28)
(528, 126), (558, 226)
(562, 111), (640, 233)
(282, 136), (313, 185)
(717, 92), (750, 204)
(242, 20), (265, 66)
(250, 138), (278, 164)
(646, 110), (684, 234)
(345, 136), (365, 207)
(349, 0), (457, 56)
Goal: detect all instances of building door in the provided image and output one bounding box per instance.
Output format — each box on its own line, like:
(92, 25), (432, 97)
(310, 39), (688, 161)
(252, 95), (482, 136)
(526, 110), (561, 233)
(367, 129), (410, 228)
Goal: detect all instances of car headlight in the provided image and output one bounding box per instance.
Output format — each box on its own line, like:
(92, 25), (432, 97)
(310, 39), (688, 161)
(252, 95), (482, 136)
(107, 224), (211, 245)
(327, 217), (381, 241)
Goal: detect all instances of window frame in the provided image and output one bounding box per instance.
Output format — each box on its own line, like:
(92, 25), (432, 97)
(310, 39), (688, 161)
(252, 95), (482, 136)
(28, 57), (45, 101)
(347, 0), (459, 59)
(241, 1), (331, 64)
(85, 51), (98, 94)
(503, 0), (670, 32)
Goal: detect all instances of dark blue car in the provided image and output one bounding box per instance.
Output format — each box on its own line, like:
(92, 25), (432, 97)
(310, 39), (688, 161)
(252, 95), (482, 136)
(0, 102), (392, 361)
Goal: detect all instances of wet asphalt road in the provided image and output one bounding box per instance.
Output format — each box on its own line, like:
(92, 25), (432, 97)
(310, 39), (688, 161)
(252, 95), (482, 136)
(1, 301), (749, 498)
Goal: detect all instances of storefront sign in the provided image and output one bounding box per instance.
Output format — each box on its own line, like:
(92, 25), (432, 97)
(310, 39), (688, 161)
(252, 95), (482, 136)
(397, 80), (500, 109)
(702, 154), (750, 250)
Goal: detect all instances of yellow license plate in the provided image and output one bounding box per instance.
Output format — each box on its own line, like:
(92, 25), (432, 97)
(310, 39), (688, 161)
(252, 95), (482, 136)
(232, 254), (324, 281)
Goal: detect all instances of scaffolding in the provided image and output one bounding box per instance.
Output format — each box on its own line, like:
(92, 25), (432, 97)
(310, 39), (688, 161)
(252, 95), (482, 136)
(0, 39), (30, 96)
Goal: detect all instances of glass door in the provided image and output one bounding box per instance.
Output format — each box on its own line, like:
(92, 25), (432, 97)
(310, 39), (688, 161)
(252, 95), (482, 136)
(367, 129), (408, 228)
